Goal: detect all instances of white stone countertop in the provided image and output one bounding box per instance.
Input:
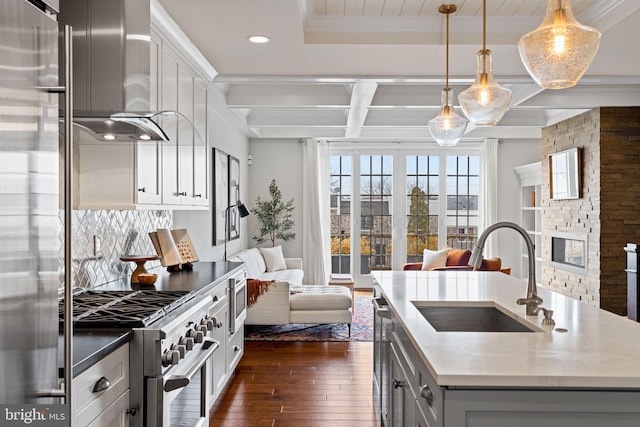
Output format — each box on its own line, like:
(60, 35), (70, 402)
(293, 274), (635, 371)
(371, 270), (640, 389)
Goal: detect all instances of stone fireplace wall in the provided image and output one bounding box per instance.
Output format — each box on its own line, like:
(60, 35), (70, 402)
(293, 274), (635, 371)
(541, 107), (640, 315)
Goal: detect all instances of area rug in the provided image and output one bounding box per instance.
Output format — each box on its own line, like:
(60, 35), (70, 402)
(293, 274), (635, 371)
(244, 293), (373, 342)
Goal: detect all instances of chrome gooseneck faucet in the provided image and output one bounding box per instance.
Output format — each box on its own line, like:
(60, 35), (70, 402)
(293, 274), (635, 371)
(469, 222), (542, 315)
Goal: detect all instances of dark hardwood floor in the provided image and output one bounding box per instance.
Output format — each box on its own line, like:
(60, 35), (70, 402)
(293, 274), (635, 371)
(209, 340), (379, 427)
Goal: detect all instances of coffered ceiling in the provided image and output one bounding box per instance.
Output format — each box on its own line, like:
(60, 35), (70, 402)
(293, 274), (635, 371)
(157, 0), (640, 142)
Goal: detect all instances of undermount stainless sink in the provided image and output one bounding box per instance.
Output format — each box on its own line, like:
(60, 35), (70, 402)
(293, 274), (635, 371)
(412, 302), (540, 333)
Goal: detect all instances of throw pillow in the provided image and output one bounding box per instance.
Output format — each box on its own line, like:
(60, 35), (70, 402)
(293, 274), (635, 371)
(446, 249), (472, 266)
(260, 245), (287, 272)
(421, 248), (449, 270)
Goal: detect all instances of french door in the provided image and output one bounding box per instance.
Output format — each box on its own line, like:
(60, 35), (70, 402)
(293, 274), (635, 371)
(330, 148), (480, 287)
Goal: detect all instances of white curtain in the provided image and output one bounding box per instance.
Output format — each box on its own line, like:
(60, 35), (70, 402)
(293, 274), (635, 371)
(479, 138), (499, 257)
(302, 139), (331, 285)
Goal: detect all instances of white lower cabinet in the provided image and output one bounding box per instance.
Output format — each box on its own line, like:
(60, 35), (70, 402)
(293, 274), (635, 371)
(87, 389), (130, 427)
(206, 283), (229, 407)
(73, 343), (130, 427)
(390, 343), (415, 427)
(226, 326), (244, 374)
(203, 268), (246, 412)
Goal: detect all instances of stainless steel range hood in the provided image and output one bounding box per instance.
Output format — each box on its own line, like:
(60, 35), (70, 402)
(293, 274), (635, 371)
(59, 0), (170, 141)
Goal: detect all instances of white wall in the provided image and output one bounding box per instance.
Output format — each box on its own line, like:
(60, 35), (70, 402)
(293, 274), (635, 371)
(173, 87), (250, 261)
(496, 139), (541, 278)
(246, 139), (304, 258)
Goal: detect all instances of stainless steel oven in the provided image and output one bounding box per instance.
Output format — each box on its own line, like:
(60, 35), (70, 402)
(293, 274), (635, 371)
(128, 294), (221, 427)
(228, 269), (246, 334)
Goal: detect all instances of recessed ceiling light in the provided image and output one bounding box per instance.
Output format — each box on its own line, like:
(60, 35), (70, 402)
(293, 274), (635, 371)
(103, 134), (116, 140)
(139, 134), (151, 140)
(248, 35), (270, 44)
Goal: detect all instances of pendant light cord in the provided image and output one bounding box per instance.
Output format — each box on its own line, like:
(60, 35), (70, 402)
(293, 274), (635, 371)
(482, 0), (486, 51)
(445, 7), (450, 102)
(438, 4), (457, 108)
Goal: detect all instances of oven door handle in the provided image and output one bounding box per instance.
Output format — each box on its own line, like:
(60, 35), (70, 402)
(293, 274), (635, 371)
(163, 339), (219, 393)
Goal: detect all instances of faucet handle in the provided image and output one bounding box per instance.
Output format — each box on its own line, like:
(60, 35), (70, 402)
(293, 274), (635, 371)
(534, 307), (555, 326)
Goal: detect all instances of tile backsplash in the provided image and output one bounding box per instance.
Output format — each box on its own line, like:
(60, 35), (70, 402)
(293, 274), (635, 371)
(65, 210), (172, 288)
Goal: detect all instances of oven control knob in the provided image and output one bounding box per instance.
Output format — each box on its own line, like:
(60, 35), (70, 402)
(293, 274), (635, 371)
(161, 349), (180, 367)
(201, 318), (214, 331)
(196, 324), (208, 334)
(175, 344), (187, 359)
(179, 336), (194, 350)
(170, 343), (186, 359)
(187, 328), (204, 343)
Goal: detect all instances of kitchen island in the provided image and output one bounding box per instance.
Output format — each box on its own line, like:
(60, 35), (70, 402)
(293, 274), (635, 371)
(371, 270), (640, 427)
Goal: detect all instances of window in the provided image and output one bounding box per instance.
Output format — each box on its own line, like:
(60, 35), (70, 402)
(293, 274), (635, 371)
(445, 156), (479, 249)
(329, 149), (481, 277)
(360, 155), (392, 273)
(406, 155), (439, 263)
(330, 156), (351, 274)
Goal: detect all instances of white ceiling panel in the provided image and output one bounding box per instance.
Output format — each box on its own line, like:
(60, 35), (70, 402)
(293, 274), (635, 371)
(157, 0), (640, 142)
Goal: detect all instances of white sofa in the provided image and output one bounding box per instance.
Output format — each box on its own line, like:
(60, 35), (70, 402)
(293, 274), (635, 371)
(229, 248), (353, 329)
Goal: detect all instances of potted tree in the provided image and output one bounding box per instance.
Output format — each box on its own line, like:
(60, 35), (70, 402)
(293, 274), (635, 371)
(252, 179), (296, 247)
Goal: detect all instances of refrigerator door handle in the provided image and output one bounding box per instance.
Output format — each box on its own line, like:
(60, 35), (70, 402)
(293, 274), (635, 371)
(61, 23), (74, 407)
(30, 25), (73, 405)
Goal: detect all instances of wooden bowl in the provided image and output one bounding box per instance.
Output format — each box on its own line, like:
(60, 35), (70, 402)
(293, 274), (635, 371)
(136, 273), (158, 285)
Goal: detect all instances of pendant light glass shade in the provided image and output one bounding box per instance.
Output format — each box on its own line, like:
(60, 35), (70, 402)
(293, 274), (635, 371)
(459, 0), (512, 126)
(429, 4), (468, 147)
(518, 0), (601, 89)
(428, 88), (468, 147)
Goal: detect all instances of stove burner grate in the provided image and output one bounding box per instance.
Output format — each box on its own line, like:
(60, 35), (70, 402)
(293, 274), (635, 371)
(59, 290), (196, 329)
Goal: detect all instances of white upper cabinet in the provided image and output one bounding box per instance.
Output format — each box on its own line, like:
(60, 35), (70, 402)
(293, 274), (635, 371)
(159, 43), (209, 208)
(192, 77), (209, 206)
(160, 44), (182, 206)
(73, 28), (209, 210)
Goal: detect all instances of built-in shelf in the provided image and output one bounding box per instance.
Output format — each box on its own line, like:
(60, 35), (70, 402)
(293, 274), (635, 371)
(514, 161), (542, 283)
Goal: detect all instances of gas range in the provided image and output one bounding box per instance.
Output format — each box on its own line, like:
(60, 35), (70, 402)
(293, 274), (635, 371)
(60, 287), (219, 426)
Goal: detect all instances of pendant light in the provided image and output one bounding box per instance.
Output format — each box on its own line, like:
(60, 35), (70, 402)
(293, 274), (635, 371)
(518, 0), (601, 89)
(458, 0), (512, 126)
(428, 4), (468, 147)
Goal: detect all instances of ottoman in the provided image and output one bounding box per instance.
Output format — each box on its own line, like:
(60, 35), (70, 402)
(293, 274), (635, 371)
(289, 285), (353, 334)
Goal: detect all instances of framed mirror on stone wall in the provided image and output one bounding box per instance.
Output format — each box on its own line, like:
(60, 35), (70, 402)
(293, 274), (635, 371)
(549, 147), (582, 200)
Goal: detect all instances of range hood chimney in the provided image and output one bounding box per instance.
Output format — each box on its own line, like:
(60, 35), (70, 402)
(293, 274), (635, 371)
(59, 0), (169, 141)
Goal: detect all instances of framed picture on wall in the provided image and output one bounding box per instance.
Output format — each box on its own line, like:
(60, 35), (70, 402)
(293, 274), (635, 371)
(228, 155), (241, 241)
(212, 148), (229, 245)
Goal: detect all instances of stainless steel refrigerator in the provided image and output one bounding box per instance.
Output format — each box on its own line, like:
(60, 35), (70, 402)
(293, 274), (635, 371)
(0, 0), (69, 412)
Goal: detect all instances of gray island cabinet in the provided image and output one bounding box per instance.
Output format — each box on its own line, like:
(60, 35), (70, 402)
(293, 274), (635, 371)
(371, 270), (640, 427)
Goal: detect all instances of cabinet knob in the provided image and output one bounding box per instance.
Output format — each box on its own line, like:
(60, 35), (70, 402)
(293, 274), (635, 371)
(177, 191), (187, 196)
(137, 187), (146, 193)
(420, 385), (434, 405)
(194, 193), (202, 198)
(126, 408), (137, 416)
(233, 345), (241, 352)
(212, 316), (223, 328)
